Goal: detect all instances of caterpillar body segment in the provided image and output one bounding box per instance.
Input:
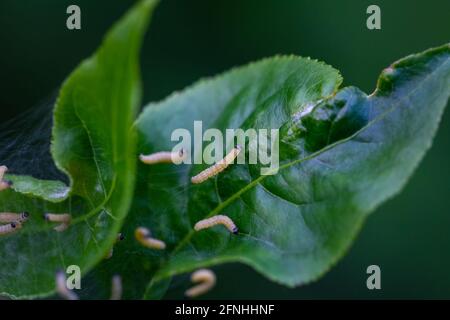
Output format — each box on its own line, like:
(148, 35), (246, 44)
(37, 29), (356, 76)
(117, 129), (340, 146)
(141, 237), (166, 250)
(191, 146), (241, 184)
(194, 215), (238, 234)
(135, 226), (151, 238)
(0, 222), (22, 236)
(140, 149), (186, 165)
(0, 212), (29, 223)
(105, 233), (125, 259)
(0, 166), (12, 191)
(55, 271), (79, 301)
(185, 269), (216, 298)
(44, 213), (72, 232)
(110, 275), (123, 300)
(0, 165), (7, 181)
(135, 227), (166, 250)
(0, 180), (12, 191)
(44, 213), (71, 223)
(53, 223), (70, 232)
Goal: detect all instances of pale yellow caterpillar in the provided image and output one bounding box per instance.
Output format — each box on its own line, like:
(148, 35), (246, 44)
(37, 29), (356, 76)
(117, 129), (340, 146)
(55, 270), (79, 301)
(0, 166), (12, 191)
(191, 146), (241, 184)
(0, 222), (22, 236)
(0, 165), (7, 181)
(53, 223), (70, 232)
(194, 215), (238, 234)
(0, 212), (29, 224)
(105, 233), (125, 259)
(135, 227), (166, 250)
(139, 149), (186, 165)
(44, 213), (71, 223)
(185, 269), (216, 298)
(44, 213), (72, 232)
(0, 180), (12, 191)
(110, 275), (123, 300)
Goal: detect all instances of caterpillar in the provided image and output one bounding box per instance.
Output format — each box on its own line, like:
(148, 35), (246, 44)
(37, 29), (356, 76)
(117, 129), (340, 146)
(0, 180), (12, 191)
(194, 215), (238, 234)
(44, 213), (71, 223)
(140, 149), (186, 165)
(110, 275), (123, 300)
(105, 233), (125, 259)
(53, 223), (70, 232)
(185, 269), (216, 298)
(55, 270), (79, 301)
(0, 166), (12, 191)
(135, 227), (166, 250)
(44, 213), (72, 232)
(0, 165), (7, 181)
(191, 146), (241, 184)
(0, 212), (29, 224)
(0, 222), (22, 236)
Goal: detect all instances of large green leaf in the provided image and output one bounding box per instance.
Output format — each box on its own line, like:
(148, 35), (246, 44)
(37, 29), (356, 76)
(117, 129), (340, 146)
(86, 56), (343, 299)
(114, 45), (448, 299)
(0, 0), (158, 298)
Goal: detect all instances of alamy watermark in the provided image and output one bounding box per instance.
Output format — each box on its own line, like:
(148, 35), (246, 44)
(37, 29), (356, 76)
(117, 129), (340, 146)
(65, 265), (81, 290)
(170, 121), (280, 175)
(366, 5), (381, 30)
(366, 265), (381, 290)
(66, 5), (81, 30)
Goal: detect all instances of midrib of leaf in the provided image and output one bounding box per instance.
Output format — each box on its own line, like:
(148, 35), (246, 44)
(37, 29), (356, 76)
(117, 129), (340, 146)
(73, 98), (108, 199)
(71, 84), (123, 223)
(71, 175), (118, 223)
(153, 52), (450, 282)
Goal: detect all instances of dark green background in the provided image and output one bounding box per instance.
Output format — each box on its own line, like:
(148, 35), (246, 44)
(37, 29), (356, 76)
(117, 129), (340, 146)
(0, 0), (449, 299)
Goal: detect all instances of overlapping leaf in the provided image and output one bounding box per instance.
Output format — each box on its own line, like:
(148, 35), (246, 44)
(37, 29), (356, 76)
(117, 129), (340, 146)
(0, 0), (158, 298)
(88, 45), (450, 300)
(133, 45), (448, 298)
(85, 56), (344, 299)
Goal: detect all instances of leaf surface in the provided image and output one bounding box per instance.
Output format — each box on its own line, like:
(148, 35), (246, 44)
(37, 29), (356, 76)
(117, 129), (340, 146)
(92, 56), (344, 298)
(0, 0), (158, 298)
(131, 45), (449, 298)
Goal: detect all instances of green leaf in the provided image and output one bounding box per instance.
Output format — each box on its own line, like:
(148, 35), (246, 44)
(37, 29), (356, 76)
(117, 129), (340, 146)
(5, 175), (69, 203)
(130, 45), (447, 299)
(0, 0), (158, 299)
(87, 56), (343, 299)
